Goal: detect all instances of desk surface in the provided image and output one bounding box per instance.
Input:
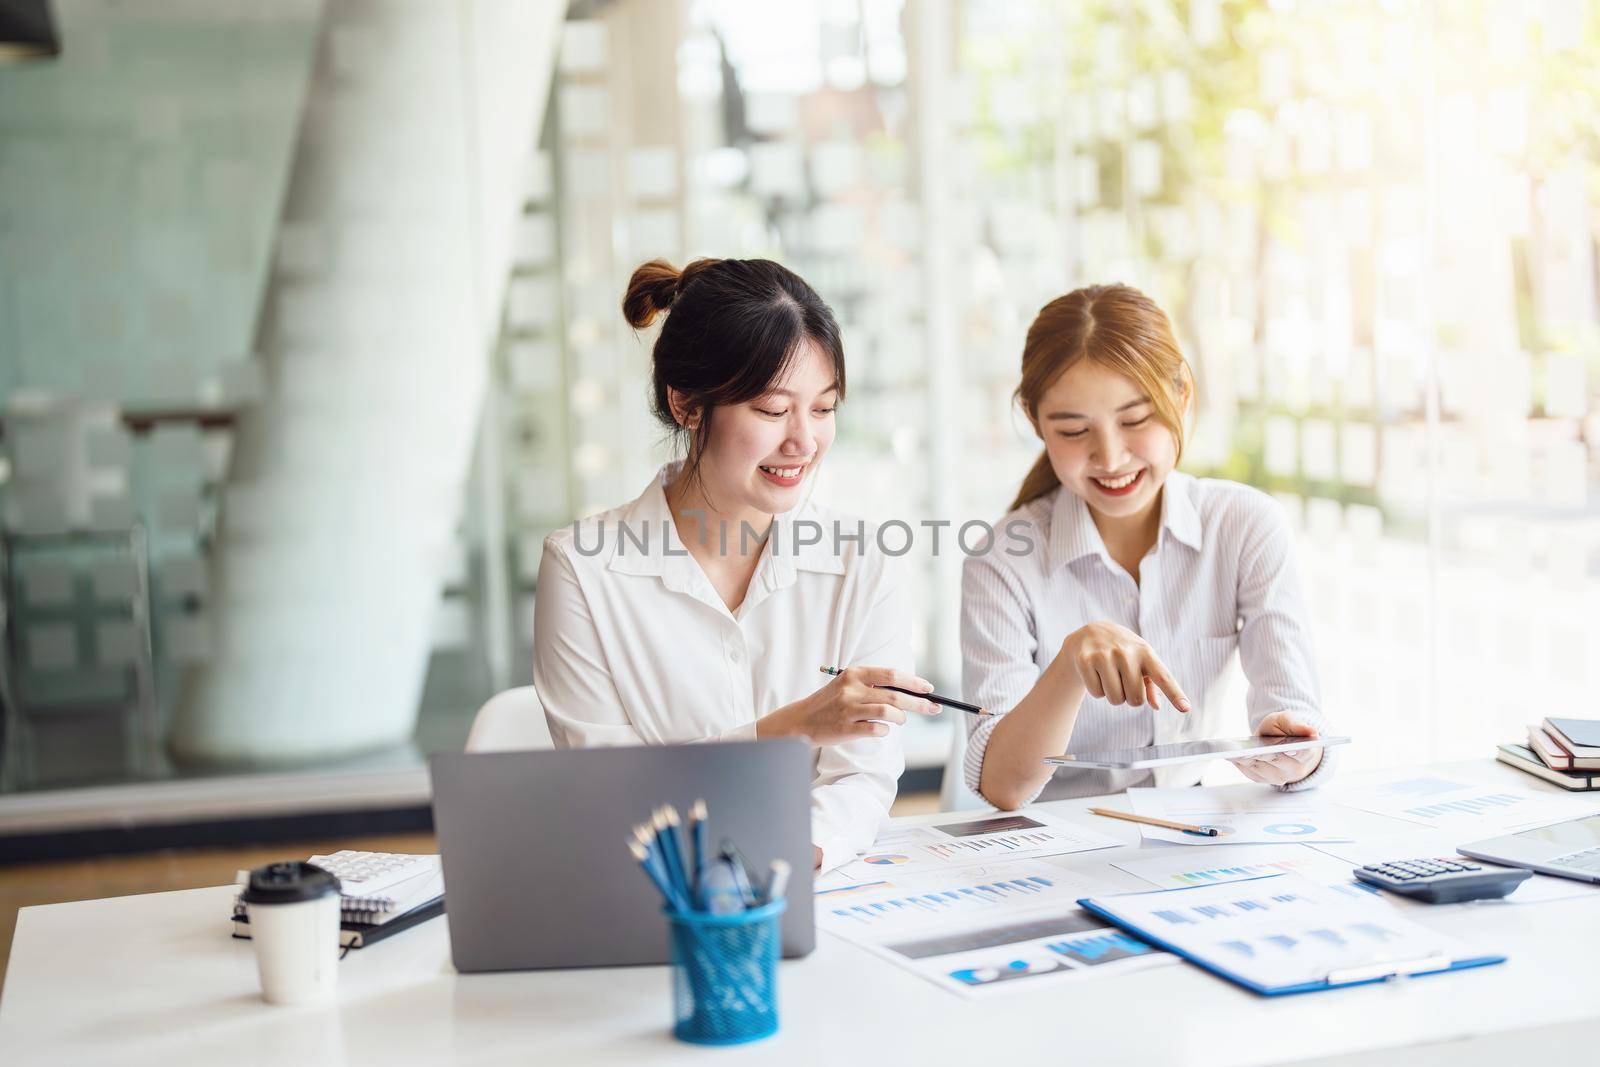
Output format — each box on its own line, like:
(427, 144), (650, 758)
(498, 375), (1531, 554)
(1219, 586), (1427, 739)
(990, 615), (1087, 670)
(3, 760), (1597, 1066)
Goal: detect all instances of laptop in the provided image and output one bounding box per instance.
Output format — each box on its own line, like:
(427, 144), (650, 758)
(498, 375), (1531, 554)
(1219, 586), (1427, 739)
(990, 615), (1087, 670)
(1458, 812), (1600, 883)
(430, 738), (817, 972)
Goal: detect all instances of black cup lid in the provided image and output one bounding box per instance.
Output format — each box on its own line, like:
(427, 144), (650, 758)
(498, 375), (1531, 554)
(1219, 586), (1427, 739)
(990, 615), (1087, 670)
(240, 861), (341, 904)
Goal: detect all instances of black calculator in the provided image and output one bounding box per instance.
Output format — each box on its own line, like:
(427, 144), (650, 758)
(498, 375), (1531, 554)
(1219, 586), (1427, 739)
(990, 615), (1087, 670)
(1353, 857), (1532, 903)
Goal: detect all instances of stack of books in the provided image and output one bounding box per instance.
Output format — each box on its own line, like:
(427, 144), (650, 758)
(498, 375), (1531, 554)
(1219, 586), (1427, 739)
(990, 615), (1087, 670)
(1498, 718), (1600, 791)
(231, 851), (445, 950)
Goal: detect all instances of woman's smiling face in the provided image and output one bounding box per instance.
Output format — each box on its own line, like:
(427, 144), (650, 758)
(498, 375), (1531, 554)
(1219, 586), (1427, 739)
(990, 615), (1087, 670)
(1034, 358), (1180, 524)
(688, 340), (839, 517)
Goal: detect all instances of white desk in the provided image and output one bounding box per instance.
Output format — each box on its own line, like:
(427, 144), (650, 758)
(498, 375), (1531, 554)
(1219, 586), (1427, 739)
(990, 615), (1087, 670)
(3, 760), (1596, 1066)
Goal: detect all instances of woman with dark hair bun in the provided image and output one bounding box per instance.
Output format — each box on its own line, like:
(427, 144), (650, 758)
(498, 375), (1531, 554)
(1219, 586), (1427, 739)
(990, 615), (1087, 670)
(532, 258), (939, 872)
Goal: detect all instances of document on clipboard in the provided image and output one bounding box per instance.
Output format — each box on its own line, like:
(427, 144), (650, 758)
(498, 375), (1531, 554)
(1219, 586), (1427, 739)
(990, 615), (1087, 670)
(1076, 872), (1504, 996)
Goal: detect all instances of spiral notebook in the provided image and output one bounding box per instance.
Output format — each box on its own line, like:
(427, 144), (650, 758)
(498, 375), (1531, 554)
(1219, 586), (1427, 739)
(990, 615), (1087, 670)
(230, 851), (445, 949)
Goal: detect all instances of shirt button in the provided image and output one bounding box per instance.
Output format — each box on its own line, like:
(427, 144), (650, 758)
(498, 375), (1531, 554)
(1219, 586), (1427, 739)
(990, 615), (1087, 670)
(729, 646), (742, 663)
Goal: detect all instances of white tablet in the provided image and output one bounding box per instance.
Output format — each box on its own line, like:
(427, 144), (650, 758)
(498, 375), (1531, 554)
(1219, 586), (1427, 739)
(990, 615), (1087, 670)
(1043, 735), (1351, 770)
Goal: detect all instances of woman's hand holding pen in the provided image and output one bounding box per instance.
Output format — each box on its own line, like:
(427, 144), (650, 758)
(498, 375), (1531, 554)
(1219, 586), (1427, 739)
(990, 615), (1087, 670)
(758, 666), (938, 744)
(1061, 622), (1192, 713)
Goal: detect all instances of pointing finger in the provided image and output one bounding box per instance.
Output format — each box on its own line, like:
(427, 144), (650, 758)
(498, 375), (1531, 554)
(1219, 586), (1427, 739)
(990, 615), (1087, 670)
(1146, 658), (1192, 713)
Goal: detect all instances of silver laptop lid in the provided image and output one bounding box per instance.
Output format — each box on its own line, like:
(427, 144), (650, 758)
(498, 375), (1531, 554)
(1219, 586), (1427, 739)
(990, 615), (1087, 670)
(430, 738), (816, 972)
(1458, 812), (1600, 883)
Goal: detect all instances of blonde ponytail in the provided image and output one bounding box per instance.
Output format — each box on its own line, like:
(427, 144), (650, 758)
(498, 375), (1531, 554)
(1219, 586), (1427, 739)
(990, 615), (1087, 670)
(1010, 450), (1061, 511)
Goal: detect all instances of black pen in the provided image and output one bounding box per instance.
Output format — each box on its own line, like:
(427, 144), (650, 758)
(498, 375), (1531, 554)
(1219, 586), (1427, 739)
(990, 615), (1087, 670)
(819, 665), (993, 716)
(719, 838), (758, 907)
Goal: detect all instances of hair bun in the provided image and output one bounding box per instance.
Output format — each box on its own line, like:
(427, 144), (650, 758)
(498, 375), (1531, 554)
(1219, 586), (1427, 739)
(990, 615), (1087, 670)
(622, 258), (723, 329)
(622, 259), (681, 329)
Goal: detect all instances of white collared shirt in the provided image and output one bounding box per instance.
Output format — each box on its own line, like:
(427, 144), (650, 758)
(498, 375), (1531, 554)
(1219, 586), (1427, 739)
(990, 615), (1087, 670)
(532, 464), (911, 871)
(961, 472), (1334, 805)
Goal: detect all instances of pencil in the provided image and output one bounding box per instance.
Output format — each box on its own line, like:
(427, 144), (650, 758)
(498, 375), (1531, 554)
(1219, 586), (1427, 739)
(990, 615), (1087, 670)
(627, 839), (680, 906)
(657, 807), (692, 904)
(1087, 806), (1224, 837)
(819, 666), (993, 716)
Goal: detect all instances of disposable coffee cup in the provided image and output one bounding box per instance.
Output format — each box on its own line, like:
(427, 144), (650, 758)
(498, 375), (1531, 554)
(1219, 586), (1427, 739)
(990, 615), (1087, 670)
(240, 861), (342, 1005)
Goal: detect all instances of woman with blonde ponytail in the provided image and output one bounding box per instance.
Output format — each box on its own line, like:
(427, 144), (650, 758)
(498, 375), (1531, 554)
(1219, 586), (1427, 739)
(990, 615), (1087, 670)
(960, 284), (1334, 810)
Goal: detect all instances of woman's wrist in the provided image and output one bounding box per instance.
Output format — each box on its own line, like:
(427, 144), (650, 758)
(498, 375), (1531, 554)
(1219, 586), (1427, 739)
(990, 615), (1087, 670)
(756, 699), (800, 740)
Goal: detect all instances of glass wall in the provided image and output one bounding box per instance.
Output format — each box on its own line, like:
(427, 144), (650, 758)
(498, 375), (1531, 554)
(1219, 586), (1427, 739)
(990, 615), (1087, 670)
(0, 0), (562, 794)
(4, 0), (1598, 805)
(521, 0), (1600, 777)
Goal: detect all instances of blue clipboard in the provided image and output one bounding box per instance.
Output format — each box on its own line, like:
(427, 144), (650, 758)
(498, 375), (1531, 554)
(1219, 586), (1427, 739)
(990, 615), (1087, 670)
(1076, 874), (1506, 996)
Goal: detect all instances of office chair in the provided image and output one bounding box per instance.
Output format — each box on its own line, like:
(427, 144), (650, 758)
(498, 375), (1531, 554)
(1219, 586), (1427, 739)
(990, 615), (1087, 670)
(465, 685), (553, 752)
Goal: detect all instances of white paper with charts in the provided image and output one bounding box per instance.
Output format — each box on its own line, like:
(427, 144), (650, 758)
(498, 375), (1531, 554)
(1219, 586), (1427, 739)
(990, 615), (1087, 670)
(1127, 785), (1355, 844)
(1112, 842), (1384, 903)
(833, 810), (1121, 880)
(1081, 872), (1491, 992)
(1333, 774), (1594, 834)
(814, 858), (1176, 998)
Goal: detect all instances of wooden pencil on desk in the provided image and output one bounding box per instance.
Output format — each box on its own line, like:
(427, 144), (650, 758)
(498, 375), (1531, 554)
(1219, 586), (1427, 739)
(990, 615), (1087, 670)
(1087, 806), (1224, 837)
(818, 666), (994, 716)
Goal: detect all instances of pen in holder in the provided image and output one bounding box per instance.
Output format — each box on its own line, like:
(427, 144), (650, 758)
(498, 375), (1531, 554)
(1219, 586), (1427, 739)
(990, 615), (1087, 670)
(627, 801), (787, 1046)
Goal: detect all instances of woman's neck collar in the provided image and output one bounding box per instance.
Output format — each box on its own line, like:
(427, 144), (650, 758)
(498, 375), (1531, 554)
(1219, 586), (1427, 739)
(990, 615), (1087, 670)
(1086, 486), (1164, 565)
(663, 468), (774, 558)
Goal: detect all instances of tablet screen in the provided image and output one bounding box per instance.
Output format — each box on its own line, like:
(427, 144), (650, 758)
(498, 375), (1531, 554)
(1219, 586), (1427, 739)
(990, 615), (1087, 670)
(1045, 735), (1349, 769)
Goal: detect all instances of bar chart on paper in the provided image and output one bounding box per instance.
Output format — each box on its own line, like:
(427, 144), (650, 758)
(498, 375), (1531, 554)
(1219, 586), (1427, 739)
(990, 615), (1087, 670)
(818, 870), (1076, 937)
(923, 827), (1064, 861)
(1113, 843), (1381, 900)
(821, 873), (1177, 998)
(1047, 931), (1155, 967)
(1336, 775), (1591, 833)
(815, 860), (1112, 940)
(840, 813), (1120, 878)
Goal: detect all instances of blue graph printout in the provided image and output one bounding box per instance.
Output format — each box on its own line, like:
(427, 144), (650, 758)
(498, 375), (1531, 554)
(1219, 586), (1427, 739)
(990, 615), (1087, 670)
(1335, 775), (1590, 833)
(1079, 872), (1495, 993)
(814, 859), (1176, 998)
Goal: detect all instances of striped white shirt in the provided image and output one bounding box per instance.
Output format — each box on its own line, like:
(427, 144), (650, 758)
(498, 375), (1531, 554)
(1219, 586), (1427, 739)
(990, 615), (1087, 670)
(961, 472), (1334, 805)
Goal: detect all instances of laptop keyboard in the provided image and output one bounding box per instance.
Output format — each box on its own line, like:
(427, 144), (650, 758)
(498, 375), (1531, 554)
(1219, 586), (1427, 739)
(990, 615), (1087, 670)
(1550, 847), (1600, 872)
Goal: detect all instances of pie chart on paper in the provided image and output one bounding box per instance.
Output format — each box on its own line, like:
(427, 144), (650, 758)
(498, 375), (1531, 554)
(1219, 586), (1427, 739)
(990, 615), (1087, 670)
(863, 854), (911, 865)
(1263, 823), (1318, 837)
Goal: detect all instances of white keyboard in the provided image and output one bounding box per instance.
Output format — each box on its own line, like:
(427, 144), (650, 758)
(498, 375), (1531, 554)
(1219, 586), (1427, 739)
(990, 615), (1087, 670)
(1550, 847), (1600, 873)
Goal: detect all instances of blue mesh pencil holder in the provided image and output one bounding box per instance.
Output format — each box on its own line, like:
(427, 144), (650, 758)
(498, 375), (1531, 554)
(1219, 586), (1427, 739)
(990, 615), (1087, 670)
(665, 899), (786, 1046)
